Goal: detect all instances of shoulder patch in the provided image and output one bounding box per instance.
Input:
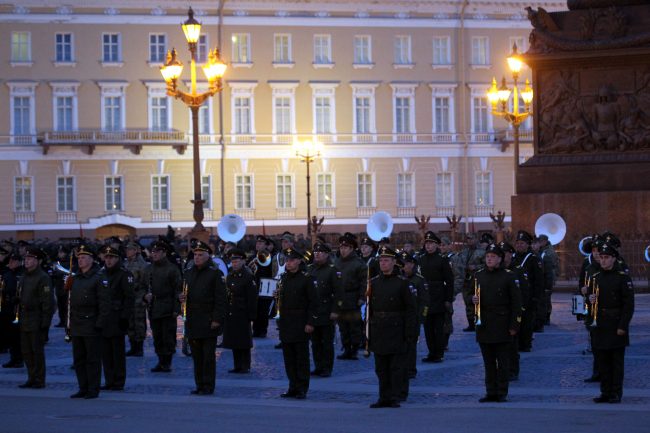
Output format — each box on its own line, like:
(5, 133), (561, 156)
(408, 283), (417, 295)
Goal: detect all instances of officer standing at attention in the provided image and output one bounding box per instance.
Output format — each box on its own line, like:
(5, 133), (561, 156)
(512, 230), (543, 352)
(17, 247), (53, 389)
(472, 244), (521, 403)
(277, 248), (318, 400)
(368, 246), (417, 408)
(100, 246), (134, 391)
(69, 244), (111, 399)
(181, 240), (227, 395)
(124, 241), (148, 357)
(588, 243), (634, 404)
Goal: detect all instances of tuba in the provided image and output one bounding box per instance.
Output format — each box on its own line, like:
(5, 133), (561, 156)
(644, 245), (650, 263)
(578, 236), (593, 257)
(534, 213), (566, 246)
(366, 211), (393, 242)
(217, 214), (246, 243)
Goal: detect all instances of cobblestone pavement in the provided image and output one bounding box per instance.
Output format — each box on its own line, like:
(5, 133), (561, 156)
(1, 293), (650, 433)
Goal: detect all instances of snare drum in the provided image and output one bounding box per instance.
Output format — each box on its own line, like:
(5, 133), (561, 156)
(572, 294), (586, 315)
(259, 278), (278, 298)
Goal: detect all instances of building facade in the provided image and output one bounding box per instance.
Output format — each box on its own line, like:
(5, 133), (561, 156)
(0, 0), (566, 240)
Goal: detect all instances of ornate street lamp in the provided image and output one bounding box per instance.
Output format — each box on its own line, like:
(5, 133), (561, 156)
(159, 7), (227, 241)
(292, 139), (323, 244)
(487, 43), (533, 194)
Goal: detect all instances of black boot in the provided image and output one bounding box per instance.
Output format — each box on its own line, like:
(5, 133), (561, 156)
(126, 341), (144, 357)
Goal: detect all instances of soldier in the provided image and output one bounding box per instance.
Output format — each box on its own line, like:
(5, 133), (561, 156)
(458, 233), (486, 331)
(360, 237), (380, 279)
(251, 235), (274, 338)
(124, 241), (148, 357)
(334, 233), (367, 360)
(307, 242), (340, 378)
(587, 243), (634, 404)
(51, 245), (71, 328)
(16, 247), (53, 389)
(419, 231), (454, 363)
(222, 248), (258, 374)
(181, 241), (227, 395)
(368, 246), (417, 408)
(537, 234), (559, 326)
(399, 251), (429, 383)
(512, 230), (544, 352)
(472, 244), (522, 403)
(144, 241), (182, 373)
(277, 248), (318, 399)
(579, 235), (604, 382)
(69, 244), (111, 399)
(1, 253), (23, 368)
(100, 246), (134, 391)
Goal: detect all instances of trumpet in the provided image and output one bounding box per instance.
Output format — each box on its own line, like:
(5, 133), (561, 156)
(474, 279), (482, 327)
(13, 277), (22, 324)
(364, 266), (371, 358)
(181, 280), (189, 321)
(273, 278), (282, 320)
(590, 282), (600, 328)
(64, 255), (74, 343)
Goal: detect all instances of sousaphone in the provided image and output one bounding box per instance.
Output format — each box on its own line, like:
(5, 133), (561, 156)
(367, 211), (393, 242)
(534, 213), (566, 246)
(217, 214), (246, 243)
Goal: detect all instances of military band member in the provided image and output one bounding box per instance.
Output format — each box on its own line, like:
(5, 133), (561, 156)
(252, 235), (274, 338)
(124, 241), (148, 357)
(278, 248), (318, 399)
(181, 241), (227, 395)
(587, 243), (634, 404)
(368, 247), (417, 408)
(69, 244), (111, 399)
(222, 248), (258, 374)
(360, 237), (380, 279)
(1, 253), (23, 368)
(458, 233), (485, 331)
(51, 245), (71, 328)
(419, 231), (454, 363)
(579, 235), (604, 382)
(536, 234), (559, 326)
(472, 244), (522, 403)
(512, 230), (543, 352)
(307, 242), (340, 378)
(17, 247), (53, 389)
(144, 241), (182, 373)
(100, 246), (134, 391)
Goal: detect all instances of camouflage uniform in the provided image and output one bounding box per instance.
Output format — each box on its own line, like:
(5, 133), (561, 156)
(457, 246), (485, 329)
(124, 253), (148, 354)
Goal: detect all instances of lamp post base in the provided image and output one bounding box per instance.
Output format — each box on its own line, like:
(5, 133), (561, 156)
(188, 224), (210, 243)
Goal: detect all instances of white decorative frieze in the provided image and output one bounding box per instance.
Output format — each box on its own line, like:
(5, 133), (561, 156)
(151, 7), (166, 16)
(56, 5), (73, 15)
(13, 5), (29, 14)
(315, 11), (330, 18)
(233, 10), (249, 17)
(104, 8), (119, 15)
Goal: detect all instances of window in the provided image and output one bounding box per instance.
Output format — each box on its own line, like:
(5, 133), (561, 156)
(471, 36), (489, 65)
(395, 97), (411, 134)
(232, 33), (251, 63)
(99, 81), (128, 132)
(317, 173), (334, 208)
(397, 173), (414, 208)
(57, 176), (75, 212)
(276, 174), (293, 209)
(102, 33), (120, 63)
(508, 36), (526, 55)
(436, 172), (453, 207)
(14, 177), (33, 212)
(150, 97), (169, 131)
(274, 34), (292, 63)
(149, 34), (166, 63)
(351, 84), (377, 139)
(475, 172), (492, 206)
(313, 35), (332, 64)
(355, 97), (371, 134)
(201, 175), (212, 209)
(274, 97), (291, 134)
(391, 84), (417, 136)
(8, 82), (37, 143)
(234, 97), (251, 134)
(55, 33), (73, 62)
(55, 97), (74, 132)
(394, 35), (411, 64)
(270, 83), (297, 138)
(197, 34), (208, 63)
(433, 37), (451, 65)
(430, 84), (457, 136)
(13, 97), (31, 136)
(11, 32), (31, 62)
(198, 103), (211, 135)
(357, 173), (374, 207)
(105, 176), (123, 211)
(353, 35), (372, 64)
(152, 175), (170, 211)
(315, 97), (332, 134)
(433, 97), (450, 133)
(104, 96), (122, 131)
(235, 174), (253, 209)
(472, 96), (489, 133)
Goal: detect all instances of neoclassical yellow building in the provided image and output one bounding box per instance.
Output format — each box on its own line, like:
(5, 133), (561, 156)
(0, 0), (565, 240)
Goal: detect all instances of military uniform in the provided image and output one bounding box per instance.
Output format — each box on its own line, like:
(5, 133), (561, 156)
(512, 231), (543, 351)
(539, 241), (559, 325)
(184, 241), (227, 395)
(100, 247), (134, 390)
(368, 247), (417, 408)
(124, 245), (148, 356)
(17, 249), (53, 388)
(70, 246), (111, 399)
(587, 244), (634, 403)
(252, 235), (274, 338)
(307, 243), (340, 377)
(222, 249), (258, 373)
(458, 244), (486, 330)
(145, 242), (182, 372)
(278, 248), (318, 399)
(473, 244), (522, 402)
(1, 260), (23, 367)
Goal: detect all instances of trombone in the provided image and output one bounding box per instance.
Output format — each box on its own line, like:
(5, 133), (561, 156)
(474, 279), (482, 327)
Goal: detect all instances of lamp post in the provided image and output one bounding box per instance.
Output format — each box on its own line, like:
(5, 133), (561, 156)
(487, 43), (533, 195)
(292, 139), (323, 244)
(159, 7), (227, 242)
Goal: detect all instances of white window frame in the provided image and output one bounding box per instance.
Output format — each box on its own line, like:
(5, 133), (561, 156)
(7, 81), (37, 144)
(316, 172), (335, 208)
(397, 172), (415, 208)
(471, 36), (490, 68)
(105, 175), (123, 212)
(101, 32), (122, 64)
(98, 81), (129, 132)
(197, 34), (209, 63)
(390, 83), (417, 136)
(508, 36), (527, 56)
(145, 82), (171, 132)
(270, 82), (298, 139)
(235, 173), (254, 210)
(148, 33), (167, 64)
(393, 35), (412, 66)
(11, 31), (32, 65)
(273, 33), (293, 65)
(432, 36), (452, 68)
(429, 84), (457, 135)
(50, 82), (80, 132)
(275, 173), (295, 209)
(151, 174), (171, 211)
(357, 172), (375, 208)
(475, 171), (493, 206)
(469, 84), (493, 135)
(56, 175), (76, 212)
(435, 172), (454, 207)
(313, 34), (333, 67)
(55, 32), (74, 64)
(184, 81), (214, 137)
(228, 82), (258, 136)
(353, 35), (373, 68)
(14, 176), (34, 212)
(350, 83), (378, 140)
(201, 175), (212, 209)
(310, 82), (338, 136)
(231, 33), (252, 65)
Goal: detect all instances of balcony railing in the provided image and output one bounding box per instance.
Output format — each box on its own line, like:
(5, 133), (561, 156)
(505, 129), (533, 141)
(235, 208), (255, 220)
(316, 207), (336, 218)
(56, 211), (78, 223)
(357, 207), (376, 218)
(14, 211), (35, 224)
(151, 210), (172, 222)
(435, 206), (456, 217)
(9, 135), (37, 145)
(44, 130), (186, 144)
(276, 208), (296, 219)
(202, 209), (214, 221)
(475, 205), (494, 217)
(397, 207), (416, 218)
